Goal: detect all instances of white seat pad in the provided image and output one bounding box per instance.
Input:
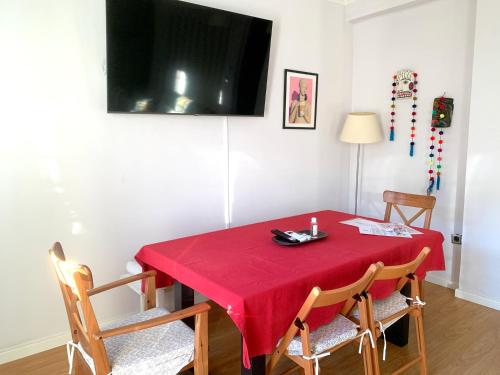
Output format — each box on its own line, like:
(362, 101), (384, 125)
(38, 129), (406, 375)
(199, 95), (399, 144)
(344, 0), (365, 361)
(102, 307), (194, 375)
(352, 291), (408, 328)
(287, 314), (358, 356)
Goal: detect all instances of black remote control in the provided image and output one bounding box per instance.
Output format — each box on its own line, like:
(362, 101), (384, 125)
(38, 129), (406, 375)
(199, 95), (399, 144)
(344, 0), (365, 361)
(271, 229), (299, 243)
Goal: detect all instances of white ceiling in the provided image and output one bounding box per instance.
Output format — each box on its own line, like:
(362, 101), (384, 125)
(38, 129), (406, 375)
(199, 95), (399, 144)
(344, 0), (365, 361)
(327, 0), (358, 5)
(328, 0), (356, 5)
(329, 0), (424, 22)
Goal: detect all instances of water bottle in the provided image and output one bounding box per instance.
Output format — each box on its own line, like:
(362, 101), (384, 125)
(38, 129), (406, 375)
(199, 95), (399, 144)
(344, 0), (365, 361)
(310, 217), (318, 238)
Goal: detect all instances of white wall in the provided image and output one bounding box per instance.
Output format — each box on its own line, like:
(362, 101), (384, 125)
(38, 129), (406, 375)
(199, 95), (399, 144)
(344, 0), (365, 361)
(0, 0), (351, 362)
(345, 0), (423, 22)
(456, 0), (500, 310)
(350, 0), (476, 287)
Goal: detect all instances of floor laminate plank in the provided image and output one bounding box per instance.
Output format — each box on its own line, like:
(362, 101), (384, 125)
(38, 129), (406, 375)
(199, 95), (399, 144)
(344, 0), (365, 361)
(1, 283), (499, 375)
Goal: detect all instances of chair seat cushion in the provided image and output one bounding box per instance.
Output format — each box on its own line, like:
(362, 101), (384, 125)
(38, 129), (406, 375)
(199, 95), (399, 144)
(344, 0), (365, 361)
(287, 314), (358, 356)
(352, 291), (408, 328)
(102, 307), (194, 375)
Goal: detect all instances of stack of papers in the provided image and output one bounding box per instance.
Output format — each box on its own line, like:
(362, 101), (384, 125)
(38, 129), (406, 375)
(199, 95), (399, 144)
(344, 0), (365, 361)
(340, 218), (423, 238)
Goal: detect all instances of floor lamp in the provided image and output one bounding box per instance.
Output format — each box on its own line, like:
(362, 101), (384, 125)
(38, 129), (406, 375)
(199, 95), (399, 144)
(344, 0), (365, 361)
(340, 112), (383, 215)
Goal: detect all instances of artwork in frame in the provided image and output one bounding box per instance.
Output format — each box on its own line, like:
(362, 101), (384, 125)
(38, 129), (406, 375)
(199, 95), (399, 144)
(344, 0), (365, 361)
(283, 69), (318, 130)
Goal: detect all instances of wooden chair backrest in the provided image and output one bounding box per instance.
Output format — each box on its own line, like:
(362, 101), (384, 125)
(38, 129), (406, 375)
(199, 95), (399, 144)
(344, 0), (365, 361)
(49, 242), (111, 373)
(375, 247), (430, 292)
(291, 262), (383, 334)
(383, 190), (436, 229)
(266, 263), (383, 373)
(313, 262), (384, 314)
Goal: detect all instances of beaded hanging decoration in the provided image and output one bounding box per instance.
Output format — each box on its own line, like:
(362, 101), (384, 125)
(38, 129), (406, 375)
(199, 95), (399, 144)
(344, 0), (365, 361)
(390, 70), (418, 156)
(427, 96), (454, 194)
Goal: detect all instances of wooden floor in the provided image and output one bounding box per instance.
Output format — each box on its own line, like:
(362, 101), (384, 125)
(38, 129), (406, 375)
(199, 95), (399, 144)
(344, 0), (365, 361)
(2, 282), (500, 374)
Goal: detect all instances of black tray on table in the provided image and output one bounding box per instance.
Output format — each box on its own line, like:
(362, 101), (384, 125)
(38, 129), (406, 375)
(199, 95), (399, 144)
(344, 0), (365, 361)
(272, 230), (328, 246)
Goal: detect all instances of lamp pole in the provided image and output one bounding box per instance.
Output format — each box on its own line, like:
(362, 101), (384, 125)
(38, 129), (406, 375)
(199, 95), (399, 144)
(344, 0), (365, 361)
(354, 143), (361, 215)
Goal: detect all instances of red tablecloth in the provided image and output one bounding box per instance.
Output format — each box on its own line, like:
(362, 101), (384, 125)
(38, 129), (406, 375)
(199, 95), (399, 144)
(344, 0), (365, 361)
(135, 210), (445, 367)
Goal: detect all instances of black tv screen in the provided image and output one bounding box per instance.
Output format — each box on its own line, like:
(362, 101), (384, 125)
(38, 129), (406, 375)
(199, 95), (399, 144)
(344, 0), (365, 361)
(106, 0), (273, 116)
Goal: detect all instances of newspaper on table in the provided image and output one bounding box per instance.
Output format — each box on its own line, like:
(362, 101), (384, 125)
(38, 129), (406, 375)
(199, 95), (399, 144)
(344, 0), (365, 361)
(340, 218), (423, 238)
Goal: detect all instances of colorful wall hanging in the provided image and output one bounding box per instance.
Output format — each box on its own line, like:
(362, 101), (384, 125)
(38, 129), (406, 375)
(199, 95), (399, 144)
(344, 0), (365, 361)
(389, 70), (418, 156)
(427, 96), (454, 194)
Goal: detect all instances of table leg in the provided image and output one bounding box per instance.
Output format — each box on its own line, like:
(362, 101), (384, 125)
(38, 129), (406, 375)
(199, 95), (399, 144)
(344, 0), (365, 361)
(174, 282), (195, 329)
(385, 283), (410, 346)
(175, 282), (208, 375)
(241, 336), (266, 375)
(174, 282), (266, 374)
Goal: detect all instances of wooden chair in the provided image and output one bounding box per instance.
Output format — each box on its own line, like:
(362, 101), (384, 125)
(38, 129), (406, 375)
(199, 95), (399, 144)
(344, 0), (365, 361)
(383, 190), (435, 301)
(266, 262), (384, 375)
(383, 191), (436, 229)
(351, 247), (431, 375)
(49, 242), (210, 375)
(122, 260), (171, 312)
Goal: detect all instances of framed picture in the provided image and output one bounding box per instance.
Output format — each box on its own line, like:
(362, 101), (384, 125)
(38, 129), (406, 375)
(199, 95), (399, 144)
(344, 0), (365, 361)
(283, 69), (319, 130)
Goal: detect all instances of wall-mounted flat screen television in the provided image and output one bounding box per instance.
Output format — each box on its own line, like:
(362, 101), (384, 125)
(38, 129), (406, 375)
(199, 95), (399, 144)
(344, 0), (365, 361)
(106, 0), (273, 116)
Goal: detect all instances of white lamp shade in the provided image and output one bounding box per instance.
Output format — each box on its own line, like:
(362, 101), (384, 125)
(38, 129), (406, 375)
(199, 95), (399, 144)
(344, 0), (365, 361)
(340, 112), (383, 144)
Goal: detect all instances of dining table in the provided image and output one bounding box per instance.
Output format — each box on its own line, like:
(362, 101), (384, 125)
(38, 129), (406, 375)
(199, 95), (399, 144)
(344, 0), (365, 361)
(135, 210), (445, 375)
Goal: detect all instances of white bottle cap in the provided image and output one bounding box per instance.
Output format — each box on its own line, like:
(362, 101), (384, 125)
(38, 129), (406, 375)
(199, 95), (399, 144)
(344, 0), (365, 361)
(311, 217), (317, 223)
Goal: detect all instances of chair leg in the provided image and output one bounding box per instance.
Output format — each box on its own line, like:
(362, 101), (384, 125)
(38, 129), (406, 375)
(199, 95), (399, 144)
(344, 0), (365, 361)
(362, 345), (373, 375)
(418, 280), (425, 300)
(418, 280), (425, 318)
(364, 295), (380, 375)
(372, 332), (382, 375)
(302, 361), (315, 375)
(72, 351), (89, 375)
(415, 313), (428, 375)
(194, 311), (209, 374)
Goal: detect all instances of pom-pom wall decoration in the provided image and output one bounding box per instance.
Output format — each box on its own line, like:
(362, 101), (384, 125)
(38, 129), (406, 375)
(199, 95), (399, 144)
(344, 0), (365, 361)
(427, 96), (454, 194)
(389, 70), (419, 156)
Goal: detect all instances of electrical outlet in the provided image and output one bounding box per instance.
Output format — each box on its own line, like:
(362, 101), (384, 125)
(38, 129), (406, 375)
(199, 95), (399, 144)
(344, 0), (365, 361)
(451, 234), (462, 245)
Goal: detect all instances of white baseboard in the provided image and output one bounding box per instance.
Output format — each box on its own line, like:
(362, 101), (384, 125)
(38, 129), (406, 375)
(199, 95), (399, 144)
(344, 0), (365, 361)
(0, 308), (141, 365)
(425, 273), (457, 289)
(0, 331), (70, 365)
(0, 291), (209, 365)
(455, 289), (500, 311)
